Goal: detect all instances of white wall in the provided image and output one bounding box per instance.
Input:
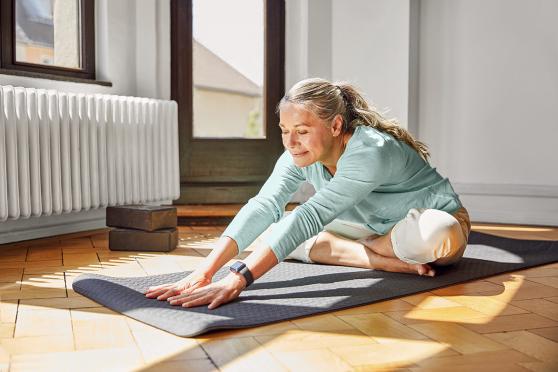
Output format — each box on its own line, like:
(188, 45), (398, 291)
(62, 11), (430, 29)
(331, 0), (411, 129)
(135, 0), (171, 100)
(285, 0), (334, 202)
(286, 0), (414, 202)
(418, 0), (558, 225)
(287, 0), (558, 226)
(0, 0), (171, 243)
(286, 0), (412, 128)
(285, 0), (330, 89)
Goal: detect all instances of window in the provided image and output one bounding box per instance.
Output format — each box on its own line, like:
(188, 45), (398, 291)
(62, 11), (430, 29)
(0, 0), (95, 80)
(170, 0), (286, 203)
(192, 0), (265, 139)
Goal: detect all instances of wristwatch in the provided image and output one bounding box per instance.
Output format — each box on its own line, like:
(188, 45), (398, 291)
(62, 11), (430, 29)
(229, 261), (254, 288)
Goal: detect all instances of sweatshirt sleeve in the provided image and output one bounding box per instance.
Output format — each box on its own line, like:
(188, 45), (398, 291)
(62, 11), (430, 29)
(221, 150), (306, 255)
(263, 144), (393, 262)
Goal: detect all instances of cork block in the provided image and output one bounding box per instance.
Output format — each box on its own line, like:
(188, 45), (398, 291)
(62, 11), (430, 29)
(106, 205), (177, 231)
(109, 228), (178, 252)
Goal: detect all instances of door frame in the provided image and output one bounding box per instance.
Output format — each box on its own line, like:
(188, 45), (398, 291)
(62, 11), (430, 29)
(170, 0), (286, 204)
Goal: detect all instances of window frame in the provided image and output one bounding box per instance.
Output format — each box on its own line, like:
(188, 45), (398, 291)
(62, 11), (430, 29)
(0, 0), (96, 80)
(170, 0), (286, 203)
(171, 0), (285, 144)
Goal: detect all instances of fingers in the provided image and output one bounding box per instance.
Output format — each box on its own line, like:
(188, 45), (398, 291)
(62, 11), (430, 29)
(168, 291), (205, 307)
(162, 280), (202, 300)
(167, 290), (200, 305)
(145, 274), (212, 300)
(145, 282), (176, 296)
(145, 282), (179, 294)
(208, 296), (225, 310)
(167, 286), (220, 308)
(145, 287), (173, 299)
(418, 264), (436, 277)
(152, 278), (235, 310)
(169, 290), (229, 310)
(156, 288), (182, 300)
(166, 285), (197, 302)
(146, 283), (173, 292)
(145, 285), (185, 300)
(181, 294), (215, 308)
(180, 293), (226, 309)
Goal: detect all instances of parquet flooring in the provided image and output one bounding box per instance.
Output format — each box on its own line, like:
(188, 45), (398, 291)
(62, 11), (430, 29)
(0, 221), (557, 371)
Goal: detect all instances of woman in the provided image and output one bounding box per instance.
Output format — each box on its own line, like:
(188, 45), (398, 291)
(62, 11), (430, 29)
(145, 78), (471, 310)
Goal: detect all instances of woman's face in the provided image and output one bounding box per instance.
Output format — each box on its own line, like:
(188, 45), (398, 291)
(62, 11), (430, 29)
(279, 102), (341, 168)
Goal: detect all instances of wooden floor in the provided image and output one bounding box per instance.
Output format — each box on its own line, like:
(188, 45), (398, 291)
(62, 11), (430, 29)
(0, 222), (557, 372)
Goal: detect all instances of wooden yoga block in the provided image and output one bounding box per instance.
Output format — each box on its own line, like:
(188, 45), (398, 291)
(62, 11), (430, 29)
(109, 228), (178, 252)
(106, 205), (177, 231)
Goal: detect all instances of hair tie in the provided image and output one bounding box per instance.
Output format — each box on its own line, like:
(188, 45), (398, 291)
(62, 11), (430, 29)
(337, 85), (353, 113)
(336, 85), (347, 102)
(335, 85), (353, 131)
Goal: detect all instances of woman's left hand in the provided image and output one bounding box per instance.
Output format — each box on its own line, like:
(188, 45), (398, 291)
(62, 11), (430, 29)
(167, 272), (246, 310)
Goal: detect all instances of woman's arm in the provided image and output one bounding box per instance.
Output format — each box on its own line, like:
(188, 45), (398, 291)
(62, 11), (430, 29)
(195, 234), (281, 282)
(162, 237), (280, 309)
(201, 235), (279, 284)
(145, 236), (239, 300)
(147, 150), (304, 305)
(239, 243), (279, 283)
(146, 233), (280, 303)
(198, 236), (242, 277)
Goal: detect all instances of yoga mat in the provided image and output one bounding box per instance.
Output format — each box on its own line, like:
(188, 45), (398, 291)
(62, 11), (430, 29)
(72, 231), (558, 337)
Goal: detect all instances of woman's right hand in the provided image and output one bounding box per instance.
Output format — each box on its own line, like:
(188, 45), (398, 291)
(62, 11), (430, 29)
(144, 270), (213, 300)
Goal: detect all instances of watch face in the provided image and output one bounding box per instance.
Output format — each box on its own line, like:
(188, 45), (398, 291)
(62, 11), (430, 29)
(231, 261), (245, 272)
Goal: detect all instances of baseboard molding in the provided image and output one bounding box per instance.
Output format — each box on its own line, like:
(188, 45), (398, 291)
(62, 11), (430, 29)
(452, 182), (558, 198)
(0, 209), (107, 244)
(0, 200), (173, 245)
(453, 183), (558, 226)
(285, 182), (558, 226)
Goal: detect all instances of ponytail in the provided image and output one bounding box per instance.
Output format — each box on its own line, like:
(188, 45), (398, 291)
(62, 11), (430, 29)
(336, 82), (430, 162)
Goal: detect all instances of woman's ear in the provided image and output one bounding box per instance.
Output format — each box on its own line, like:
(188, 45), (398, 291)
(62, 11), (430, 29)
(331, 114), (344, 137)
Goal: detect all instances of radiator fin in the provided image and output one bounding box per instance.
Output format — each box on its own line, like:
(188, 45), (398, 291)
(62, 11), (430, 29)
(0, 85), (180, 221)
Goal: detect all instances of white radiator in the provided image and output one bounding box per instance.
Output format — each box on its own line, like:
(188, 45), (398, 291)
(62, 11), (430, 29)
(0, 85), (180, 221)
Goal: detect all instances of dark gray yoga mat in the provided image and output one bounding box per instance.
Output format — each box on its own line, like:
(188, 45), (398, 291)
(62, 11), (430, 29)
(72, 231), (558, 337)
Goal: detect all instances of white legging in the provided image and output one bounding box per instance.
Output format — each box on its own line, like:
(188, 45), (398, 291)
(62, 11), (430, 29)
(284, 207), (471, 265)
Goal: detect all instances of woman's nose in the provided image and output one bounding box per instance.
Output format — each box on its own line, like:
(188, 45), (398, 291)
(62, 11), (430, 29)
(285, 133), (298, 148)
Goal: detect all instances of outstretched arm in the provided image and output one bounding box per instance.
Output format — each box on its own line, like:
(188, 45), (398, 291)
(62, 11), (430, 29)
(145, 151), (304, 304)
(164, 237), (279, 309)
(144, 235), (241, 300)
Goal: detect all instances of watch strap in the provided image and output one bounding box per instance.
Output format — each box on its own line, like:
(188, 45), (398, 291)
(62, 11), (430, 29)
(231, 261), (254, 287)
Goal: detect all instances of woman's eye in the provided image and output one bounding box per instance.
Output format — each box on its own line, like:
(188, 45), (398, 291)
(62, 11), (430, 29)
(281, 131), (288, 135)
(297, 131), (308, 135)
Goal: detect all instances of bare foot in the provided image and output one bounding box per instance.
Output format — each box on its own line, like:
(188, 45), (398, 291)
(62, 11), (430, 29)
(357, 236), (436, 277)
(411, 263), (436, 277)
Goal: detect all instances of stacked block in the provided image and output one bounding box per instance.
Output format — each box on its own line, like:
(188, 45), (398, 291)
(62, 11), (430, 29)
(106, 205), (178, 252)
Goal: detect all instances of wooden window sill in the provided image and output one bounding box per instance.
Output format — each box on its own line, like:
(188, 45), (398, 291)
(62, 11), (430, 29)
(0, 68), (112, 87)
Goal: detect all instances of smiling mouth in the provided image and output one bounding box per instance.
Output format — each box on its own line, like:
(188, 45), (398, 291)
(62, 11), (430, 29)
(292, 152), (308, 157)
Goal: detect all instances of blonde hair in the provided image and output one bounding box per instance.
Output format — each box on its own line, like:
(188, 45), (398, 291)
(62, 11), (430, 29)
(277, 78), (430, 162)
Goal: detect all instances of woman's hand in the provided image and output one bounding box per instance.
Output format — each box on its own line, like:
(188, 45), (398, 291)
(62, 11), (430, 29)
(167, 272), (246, 310)
(144, 270), (213, 301)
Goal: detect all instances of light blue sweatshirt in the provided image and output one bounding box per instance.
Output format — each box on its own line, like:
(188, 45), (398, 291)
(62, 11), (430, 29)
(222, 125), (463, 262)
